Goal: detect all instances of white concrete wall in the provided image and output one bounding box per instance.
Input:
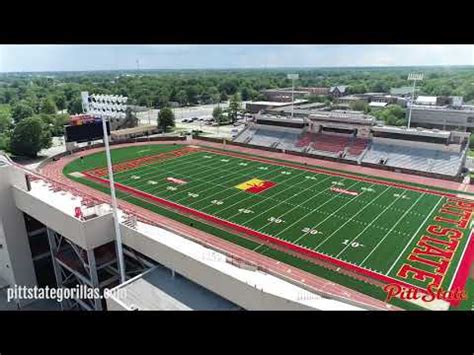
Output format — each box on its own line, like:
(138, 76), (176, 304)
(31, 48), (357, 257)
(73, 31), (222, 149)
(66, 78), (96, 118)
(121, 225), (317, 310)
(13, 186), (115, 250)
(0, 166), (37, 306)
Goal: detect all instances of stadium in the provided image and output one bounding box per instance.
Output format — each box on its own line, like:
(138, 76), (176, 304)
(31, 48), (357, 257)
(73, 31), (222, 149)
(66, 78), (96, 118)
(1, 92), (474, 311)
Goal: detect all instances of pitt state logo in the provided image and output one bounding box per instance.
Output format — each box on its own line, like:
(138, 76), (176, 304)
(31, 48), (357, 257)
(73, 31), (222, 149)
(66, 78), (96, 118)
(235, 178), (276, 194)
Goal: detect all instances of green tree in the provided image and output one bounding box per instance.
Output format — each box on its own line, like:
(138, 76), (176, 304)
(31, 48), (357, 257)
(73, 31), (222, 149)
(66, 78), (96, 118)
(0, 105), (13, 133)
(176, 90), (187, 106)
(67, 98), (83, 114)
(40, 97), (58, 114)
(0, 133), (10, 152)
(350, 101), (369, 113)
(228, 93), (242, 123)
(54, 95), (67, 111)
(10, 116), (52, 157)
(212, 106), (224, 123)
(373, 105), (407, 126)
(11, 101), (34, 124)
(157, 107), (175, 132)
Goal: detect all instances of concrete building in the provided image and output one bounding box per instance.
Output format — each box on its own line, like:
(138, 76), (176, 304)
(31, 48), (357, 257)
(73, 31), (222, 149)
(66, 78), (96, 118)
(245, 100), (307, 114)
(408, 105), (474, 132)
(261, 87), (329, 102)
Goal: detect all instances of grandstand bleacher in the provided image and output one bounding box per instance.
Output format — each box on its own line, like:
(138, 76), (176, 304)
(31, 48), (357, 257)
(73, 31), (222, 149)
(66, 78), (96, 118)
(232, 113), (468, 179)
(311, 133), (350, 155)
(362, 142), (464, 177)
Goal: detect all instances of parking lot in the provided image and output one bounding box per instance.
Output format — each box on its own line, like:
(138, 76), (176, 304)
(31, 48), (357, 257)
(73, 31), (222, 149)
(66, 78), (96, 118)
(136, 102), (251, 139)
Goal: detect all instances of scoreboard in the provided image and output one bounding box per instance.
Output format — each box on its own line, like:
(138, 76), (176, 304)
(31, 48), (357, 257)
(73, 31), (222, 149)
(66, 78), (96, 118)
(65, 117), (110, 143)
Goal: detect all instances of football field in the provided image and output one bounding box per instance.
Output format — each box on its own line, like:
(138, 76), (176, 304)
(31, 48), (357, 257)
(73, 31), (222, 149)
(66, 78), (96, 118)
(76, 145), (474, 299)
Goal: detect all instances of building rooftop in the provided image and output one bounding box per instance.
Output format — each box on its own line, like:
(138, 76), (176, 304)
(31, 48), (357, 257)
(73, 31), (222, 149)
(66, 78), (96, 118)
(369, 102), (388, 107)
(372, 125), (451, 138)
(247, 100), (307, 106)
(390, 86), (413, 96)
(108, 265), (241, 310)
(415, 96), (437, 105)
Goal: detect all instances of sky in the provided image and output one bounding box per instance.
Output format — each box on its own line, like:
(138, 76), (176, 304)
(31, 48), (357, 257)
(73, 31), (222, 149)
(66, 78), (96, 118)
(0, 45), (472, 73)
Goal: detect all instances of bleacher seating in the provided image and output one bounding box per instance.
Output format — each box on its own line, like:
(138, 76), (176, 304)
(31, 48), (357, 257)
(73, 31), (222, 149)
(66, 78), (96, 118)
(295, 132), (315, 148)
(233, 126), (465, 178)
(362, 142), (463, 176)
(312, 133), (350, 154)
(347, 137), (369, 156)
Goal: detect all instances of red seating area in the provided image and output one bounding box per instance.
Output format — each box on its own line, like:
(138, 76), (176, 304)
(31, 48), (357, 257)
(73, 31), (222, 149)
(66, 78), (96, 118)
(312, 134), (350, 153)
(295, 133), (315, 148)
(348, 138), (369, 156)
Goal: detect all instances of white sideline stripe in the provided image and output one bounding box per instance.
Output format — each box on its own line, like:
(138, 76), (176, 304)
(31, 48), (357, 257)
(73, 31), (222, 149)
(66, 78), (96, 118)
(359, 192), (425, 266)
(334, 189), (410, 258)
(385, 196), (444, 275)
(275, 179), (363, 241)
(316, 185), (393, 252)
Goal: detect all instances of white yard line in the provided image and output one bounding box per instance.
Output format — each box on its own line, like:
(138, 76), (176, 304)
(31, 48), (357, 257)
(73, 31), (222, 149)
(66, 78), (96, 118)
(275, 180), (363, 241)
(333, 189), (410, 258)
(184, 165), (292, 207)
(385, 196), (444, 275)
(254, 175), (337, 230)
(315, 186), (393, 252)
(128, 154), (268, 199)
(359, 192), (425, 267)
(112, 151), (201, 179)
(228, 172), (333, 222)
(161, 158), (274, 200)
(121, 152), (246, 188)
(197, 169), (312, 213)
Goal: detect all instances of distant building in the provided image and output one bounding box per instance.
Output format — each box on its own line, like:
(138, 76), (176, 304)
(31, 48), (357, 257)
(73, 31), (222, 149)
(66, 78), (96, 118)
(390, 86), (414, 97)
(415, 96), (437, 106)
(408, 105), (474, 132)
(245, 100), (307, 114)
(329, 86), (348, 98)
(336, 95), (369, 106)
(261, 87), (329, 102)
(368, 101), (388, 110)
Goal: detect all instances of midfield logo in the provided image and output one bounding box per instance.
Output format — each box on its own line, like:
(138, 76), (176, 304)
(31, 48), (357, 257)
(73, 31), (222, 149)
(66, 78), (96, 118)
(235, 178), (276, 194)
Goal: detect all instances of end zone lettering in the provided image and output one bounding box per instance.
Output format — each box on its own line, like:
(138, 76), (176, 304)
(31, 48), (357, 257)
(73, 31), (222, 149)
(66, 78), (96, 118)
(396, 197), (474, 291)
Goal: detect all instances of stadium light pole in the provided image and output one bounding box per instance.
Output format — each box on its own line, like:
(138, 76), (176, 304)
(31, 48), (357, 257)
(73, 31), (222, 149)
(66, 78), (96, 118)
(87, 93), (127, 284)
(407, 73), (423, 129)
(100, 114), (126, 284)
(287, 74), (299, 119)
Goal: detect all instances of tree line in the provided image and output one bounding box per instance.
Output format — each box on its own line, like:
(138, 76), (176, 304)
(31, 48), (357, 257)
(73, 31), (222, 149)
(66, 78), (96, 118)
(1, 67), (473, 156)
